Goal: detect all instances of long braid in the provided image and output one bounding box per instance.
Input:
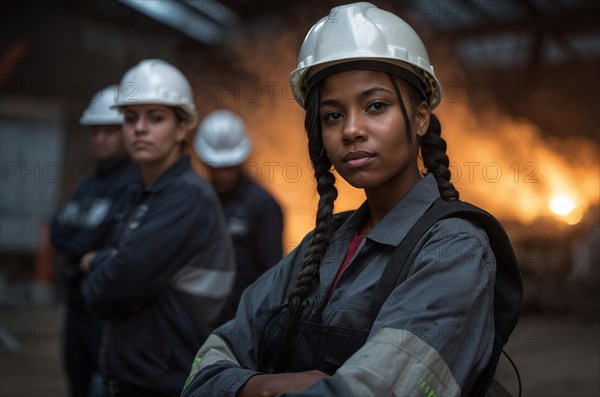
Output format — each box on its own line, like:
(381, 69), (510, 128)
(419, 114), (459, 200)
(287, 84), (338, 320)
(388, 75), (459, 201)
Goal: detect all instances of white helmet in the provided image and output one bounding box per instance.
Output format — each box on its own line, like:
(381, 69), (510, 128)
(289, 2), (442, 109)
(113, 59), (198, 125)
(194, 110), (251, 167)
(79, 85), (123, 126)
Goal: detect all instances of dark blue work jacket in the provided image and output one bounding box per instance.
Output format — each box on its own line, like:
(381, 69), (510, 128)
(50, 157), (138, 320)
(86, 156), (235, 394)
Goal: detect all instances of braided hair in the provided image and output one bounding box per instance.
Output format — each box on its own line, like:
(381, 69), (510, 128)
(387, 76), (459, 201)
(286, 72), (458, 325)
(287, 82), (338, 319)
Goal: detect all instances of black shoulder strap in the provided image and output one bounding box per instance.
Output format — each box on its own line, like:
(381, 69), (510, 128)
(372, 197), (523, 396)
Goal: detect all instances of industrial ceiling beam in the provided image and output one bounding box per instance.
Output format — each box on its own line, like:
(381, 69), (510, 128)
(437, 9), (599, 39)
(117, 0), (230, 45)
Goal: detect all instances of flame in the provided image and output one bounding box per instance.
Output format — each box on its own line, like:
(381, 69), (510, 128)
(549, 194), (584, 225)
(550, 195), (576, 216)
(436, 103), (599, 226)
(188, 28), (600, 246)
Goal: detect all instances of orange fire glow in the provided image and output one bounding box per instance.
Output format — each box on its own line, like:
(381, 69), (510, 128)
(189, 31), (600, 248)
(436, 103), (599, 226)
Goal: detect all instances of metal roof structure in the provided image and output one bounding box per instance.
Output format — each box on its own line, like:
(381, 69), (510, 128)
(86, 0), (599, 64)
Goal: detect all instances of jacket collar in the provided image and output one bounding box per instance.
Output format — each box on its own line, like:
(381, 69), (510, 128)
(335, 173), (441, 246)
(144, 155), (191, 193)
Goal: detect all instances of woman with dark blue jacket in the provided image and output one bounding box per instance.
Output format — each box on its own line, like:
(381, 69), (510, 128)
(81, 59), (235, 397)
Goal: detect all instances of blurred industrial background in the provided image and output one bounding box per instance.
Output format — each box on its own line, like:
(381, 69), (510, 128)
(1, 0), (598, 396)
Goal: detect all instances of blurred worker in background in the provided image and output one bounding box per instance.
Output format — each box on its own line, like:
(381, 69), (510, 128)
(81, 59), (235, 397)
(195, 109), (284, 320)
(50, 84), (137, 397)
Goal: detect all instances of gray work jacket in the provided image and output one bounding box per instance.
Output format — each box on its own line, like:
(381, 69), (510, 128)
(183, 173), (496, 397)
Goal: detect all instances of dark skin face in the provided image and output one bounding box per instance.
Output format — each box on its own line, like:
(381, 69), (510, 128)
(207, 165), (242, 196)
(319, 69), (430, 233)
(89, 125), (126, 166)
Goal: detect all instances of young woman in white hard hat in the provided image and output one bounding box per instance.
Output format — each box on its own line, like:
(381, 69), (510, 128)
(182, 3), (522, 397)
(81, 59), (235, 397)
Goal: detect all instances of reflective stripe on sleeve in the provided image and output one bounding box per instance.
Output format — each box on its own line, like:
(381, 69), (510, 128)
(336, 327), (461, 397)
(171, 266), (235, 298)
(187, 334), (240, 381)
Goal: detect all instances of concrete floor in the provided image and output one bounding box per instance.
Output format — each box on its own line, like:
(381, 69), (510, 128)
(494, 312), (599, 397)
(1, 305), (67, 397)
(0, 305), (598, 397)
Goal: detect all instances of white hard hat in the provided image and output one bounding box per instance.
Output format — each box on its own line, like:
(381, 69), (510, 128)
(113, 59), (198, 125)
(289, 2), (442, 109)
(79, 85), (123, 126)
(194, 110), (251, 167)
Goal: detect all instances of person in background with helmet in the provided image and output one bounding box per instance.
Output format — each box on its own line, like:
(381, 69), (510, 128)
(50, 85), (137, 397)
(80, 59), (235, 397)
(182, 3), (522, 397)
(194, 109), (284, 321)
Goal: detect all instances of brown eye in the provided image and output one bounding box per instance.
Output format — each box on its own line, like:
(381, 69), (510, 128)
(324, 112), (343, 122)
(367, 102), (387, 113)
(124, 114), (137, 123)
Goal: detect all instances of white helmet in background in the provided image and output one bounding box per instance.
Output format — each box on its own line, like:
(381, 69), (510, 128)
(113, 59), (198, 126)
(289, 2), (442, 109)
(79, 85), (123, 126)
(195, 110), (251, 167)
